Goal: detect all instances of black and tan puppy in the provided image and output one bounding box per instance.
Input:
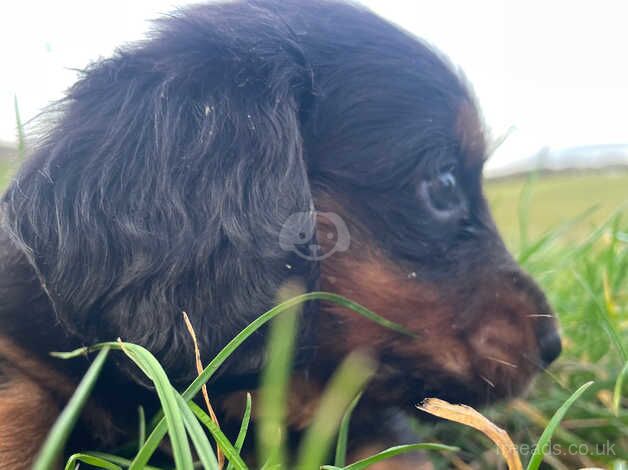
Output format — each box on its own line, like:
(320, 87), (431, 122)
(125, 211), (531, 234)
(0, 0), (561, 467)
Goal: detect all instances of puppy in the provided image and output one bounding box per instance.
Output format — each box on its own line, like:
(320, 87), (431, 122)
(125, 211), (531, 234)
(0, 0), (561, 467)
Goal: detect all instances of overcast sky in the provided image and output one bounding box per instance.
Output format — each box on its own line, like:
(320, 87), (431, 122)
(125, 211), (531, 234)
(1, 0), (627, 171)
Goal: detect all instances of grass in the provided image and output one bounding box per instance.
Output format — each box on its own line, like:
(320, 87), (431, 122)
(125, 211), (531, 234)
(487, 171), (628, 244)
(0, 133), (625, 469)
(38, 294), (455, 470)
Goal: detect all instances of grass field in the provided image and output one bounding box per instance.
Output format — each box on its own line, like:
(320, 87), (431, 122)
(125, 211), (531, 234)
(0, 159), (625, 469)
(487, 171), (628, 246)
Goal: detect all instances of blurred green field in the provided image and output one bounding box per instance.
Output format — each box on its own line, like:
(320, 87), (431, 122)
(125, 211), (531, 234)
(487, 171), (628, 246)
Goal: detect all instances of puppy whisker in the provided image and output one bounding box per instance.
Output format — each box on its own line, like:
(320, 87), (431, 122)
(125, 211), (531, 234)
(484, 356), (518, 369)
(479, 374), (495, 388)
(520, 352), (544, 371)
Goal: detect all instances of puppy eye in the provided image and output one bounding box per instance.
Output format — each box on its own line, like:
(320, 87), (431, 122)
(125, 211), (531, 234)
(419, 162), (465, 217)
(430, 164), (460, 209)
(436, 167), (456, 193)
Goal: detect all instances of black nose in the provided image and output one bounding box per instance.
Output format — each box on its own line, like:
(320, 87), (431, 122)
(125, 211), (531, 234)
(539, 331), (562, 366)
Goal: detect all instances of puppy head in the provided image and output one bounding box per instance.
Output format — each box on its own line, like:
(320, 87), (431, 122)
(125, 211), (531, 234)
(301, 27), (561, 405)
(2, 0), (559, 402)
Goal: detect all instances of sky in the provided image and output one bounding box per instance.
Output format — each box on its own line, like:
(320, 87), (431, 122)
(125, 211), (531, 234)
(1, 0), (628, 172)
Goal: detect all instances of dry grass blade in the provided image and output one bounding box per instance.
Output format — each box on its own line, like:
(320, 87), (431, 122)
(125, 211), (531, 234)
(417, 398), (523, 470)
(183, 311), (224, 469)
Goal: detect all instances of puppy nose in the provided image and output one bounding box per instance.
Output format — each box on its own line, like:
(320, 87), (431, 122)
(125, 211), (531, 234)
(539, 331), (562, 367)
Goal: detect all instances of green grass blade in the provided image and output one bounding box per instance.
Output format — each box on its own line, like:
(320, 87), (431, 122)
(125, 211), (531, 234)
(52, 341), (194, 469)
(334, 392), (362, 467)
(132, 292), (410, 468)
(119, 343), (194, 470)
(50, 347), (92, 359)
(175, 395), (219, 470)
(518, 204), (599, 264)
(323, 443), (458, 470)
(572, 270), (627, 362)
(84, 452), (163, 470)
(226, 393), (252, 470)
(189, 401), (248, 470)
(613, 361), (628, 416)
(516, 169), (538, 251)
(296, 352), (376, 469)
(257, 306), (300, 468)
(64, 453), (122, 470)
(313, 292), (414, 337)
(130, 419), (170, 469)
(33, 347), (110, 470)
(565, 203), (627, 261)
(14, 95), (26, 160)
(526, 381), (594, 470)
(138, 406), (146, 450)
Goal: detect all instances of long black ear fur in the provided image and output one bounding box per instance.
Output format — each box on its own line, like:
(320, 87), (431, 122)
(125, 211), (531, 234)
(2, 2), (318, 385)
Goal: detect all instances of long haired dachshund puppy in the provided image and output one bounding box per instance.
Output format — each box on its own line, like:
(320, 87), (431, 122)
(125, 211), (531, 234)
(0, 0), (561, 467)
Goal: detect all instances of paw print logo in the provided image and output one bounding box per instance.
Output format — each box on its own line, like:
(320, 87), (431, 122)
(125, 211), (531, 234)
(279, 211), (350, 260)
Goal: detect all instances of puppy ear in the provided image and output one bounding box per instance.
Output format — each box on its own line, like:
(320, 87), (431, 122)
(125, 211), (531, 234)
(3, 12), (318, 384)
